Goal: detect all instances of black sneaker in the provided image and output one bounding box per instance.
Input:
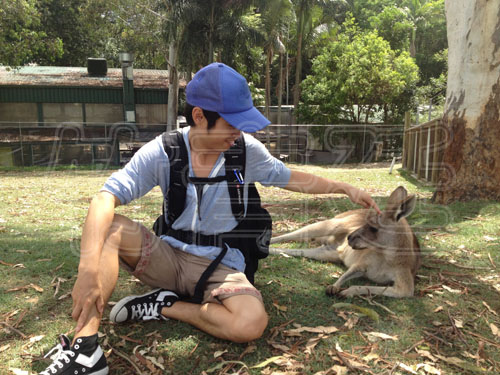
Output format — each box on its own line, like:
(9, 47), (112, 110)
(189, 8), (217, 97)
(39, 334), (108, 375)
(109, 288), (178, 323)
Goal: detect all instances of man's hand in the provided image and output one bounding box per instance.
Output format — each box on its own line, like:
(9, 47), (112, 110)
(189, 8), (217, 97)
(345, 186), (381, 214)
(71, 271), (104, 333)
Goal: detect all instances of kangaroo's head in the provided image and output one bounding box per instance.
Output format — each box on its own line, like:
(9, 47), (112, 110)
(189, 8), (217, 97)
(347, 186), (417, 250)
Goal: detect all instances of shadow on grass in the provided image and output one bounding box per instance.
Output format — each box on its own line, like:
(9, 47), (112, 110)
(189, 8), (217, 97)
(2, 230), (499, 374)
(2, 186), (500, 373)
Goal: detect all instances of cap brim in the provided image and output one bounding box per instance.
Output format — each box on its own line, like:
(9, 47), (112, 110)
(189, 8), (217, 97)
(219, 106), (271, 132)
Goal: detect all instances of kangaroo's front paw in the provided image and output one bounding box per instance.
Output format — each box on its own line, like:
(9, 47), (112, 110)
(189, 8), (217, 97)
(339, 286), (361, 297)
(326, 285), (341, 296)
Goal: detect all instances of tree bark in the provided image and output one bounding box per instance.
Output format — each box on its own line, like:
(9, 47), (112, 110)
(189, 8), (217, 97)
(167, 41), (179, 130)
(433, 0), (500, 204)
(277, 51), (283, 125)
(265, 46), (272, 120)
(293, 7), (304, 124)
(208, 1), (215, 64)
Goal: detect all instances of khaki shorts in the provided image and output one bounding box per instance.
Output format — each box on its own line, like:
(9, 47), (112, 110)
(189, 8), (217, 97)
(119, 223), (263, 305)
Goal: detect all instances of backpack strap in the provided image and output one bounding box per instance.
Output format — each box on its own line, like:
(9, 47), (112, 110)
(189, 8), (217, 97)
(163, 131), (190, 225)
(152, 130), (254, 304)
(154, 131), (247, 233)
(184, 245), (228, 304)
(223, 136), (246, 221)
(152, 131), (188, 236)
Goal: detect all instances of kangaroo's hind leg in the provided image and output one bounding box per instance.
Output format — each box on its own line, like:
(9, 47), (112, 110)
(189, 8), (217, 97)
(270, 244), (341, 263)
(271, 218), (352, 245)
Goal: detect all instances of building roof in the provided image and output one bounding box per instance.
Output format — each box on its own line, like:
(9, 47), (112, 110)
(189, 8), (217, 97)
(0, 66), (187, 90)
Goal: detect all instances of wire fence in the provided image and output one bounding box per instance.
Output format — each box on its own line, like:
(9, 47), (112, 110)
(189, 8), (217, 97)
(0, 122), (405, 168)
(402, 118), (448, 184)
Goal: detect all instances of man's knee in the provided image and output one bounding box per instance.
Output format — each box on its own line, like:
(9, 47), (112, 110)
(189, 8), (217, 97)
(227, 305), (268, 343)
(106, 214), (140, 244)
(105, 214), (125, 244)
(105, 214), (143, 262)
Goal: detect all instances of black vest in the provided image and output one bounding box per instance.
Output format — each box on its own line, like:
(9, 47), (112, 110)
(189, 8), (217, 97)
(153, 131), (271, 287)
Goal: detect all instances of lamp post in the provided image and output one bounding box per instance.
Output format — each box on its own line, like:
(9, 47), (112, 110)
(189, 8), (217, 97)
(119, 53), (136, 123)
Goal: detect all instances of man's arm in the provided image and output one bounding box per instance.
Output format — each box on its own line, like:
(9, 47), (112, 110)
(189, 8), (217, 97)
(72, 191), (121, 332)
(284, 170), (381, 213)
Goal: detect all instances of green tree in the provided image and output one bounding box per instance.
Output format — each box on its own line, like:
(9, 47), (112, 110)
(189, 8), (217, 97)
(406, 0), (446, 83)
(37, 0), (113, 66)
(104, 0), (167, 69)
(160, 0), (201, 126)
(291, 0), (348, 122)
(177, 0), (254, 67)
(0, 0), (63, 66)
(299, 20), (419, 124)
(350, 0), (446, 83)
(367, 5), (413, 52)
(257, 0), (293, 119)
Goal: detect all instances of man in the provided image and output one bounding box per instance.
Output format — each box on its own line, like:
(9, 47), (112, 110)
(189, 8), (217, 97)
(40, 63), (380, 374)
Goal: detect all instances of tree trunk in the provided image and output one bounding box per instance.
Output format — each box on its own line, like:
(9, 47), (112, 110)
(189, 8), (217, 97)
(265, 46), (272, 149)
(277, 52), (283, 125)
(409, 27), (417, 58)
(265, 46), (272, 120)
(167, 41), (179, 130)
(433, 0), (500, 204)
(208, 1), (215, 64)
(293, 9), (304, 124)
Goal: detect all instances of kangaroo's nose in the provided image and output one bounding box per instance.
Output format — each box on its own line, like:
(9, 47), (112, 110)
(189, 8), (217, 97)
(347, 234), (353, 243)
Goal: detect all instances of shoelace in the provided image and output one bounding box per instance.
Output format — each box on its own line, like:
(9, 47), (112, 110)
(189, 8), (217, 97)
(40, 344), (75, 374)
(131, 302), (164, 321)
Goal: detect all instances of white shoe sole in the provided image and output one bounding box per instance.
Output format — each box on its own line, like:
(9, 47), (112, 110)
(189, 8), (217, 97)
(89, 367), (109, 375)
(110, 288), (169, 323)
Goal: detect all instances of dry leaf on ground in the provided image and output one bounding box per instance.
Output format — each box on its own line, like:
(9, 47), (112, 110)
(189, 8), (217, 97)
(284, 325), (338, 336)
(363, 332), (398, 342)
(482, 301), (497, 316)
(9, 369), (31, 375)
(489, 323), (500, 337)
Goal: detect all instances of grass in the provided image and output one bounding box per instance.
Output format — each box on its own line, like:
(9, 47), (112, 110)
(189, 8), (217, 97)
(0, 163), (499, 374)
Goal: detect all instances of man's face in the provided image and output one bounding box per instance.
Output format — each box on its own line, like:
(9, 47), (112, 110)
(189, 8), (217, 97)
(206, 117), (241, 151)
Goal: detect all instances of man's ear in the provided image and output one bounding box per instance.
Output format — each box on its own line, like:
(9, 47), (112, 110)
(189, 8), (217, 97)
(192, 107), (207, 128)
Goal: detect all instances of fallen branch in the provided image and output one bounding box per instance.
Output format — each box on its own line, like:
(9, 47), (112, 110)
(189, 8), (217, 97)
(464, 330), (500, 349)
(112, 348), (144, 375)
(332, 347), (355, 373)
(359, 296), (396, 315)
(423, 330), (453, 347)
(403, 339), (426, 354)
(0, 321), (27, 339)
(488, 253), (496, 268)
(447, 309), (469, 349)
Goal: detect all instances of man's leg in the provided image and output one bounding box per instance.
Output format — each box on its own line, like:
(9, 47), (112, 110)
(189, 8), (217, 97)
(161, 295), (268, 343)
(74, 214), (143, 340)
(100, 218), (268, 343)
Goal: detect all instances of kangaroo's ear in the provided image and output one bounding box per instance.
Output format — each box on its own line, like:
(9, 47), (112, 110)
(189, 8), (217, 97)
(387, 186), (408, 205)
(394, 194), (417, 221)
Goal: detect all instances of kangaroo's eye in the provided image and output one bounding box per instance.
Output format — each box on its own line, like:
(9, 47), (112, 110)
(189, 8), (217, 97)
(369, 226), (379, 233)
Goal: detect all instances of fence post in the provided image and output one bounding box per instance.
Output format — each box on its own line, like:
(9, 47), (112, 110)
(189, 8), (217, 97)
(402, 111), (410, 168)
(418, 127), (426, 179)
(18, 123), (25, 167)
(413, 130), (418, 174)
(425, 125), (431, 181)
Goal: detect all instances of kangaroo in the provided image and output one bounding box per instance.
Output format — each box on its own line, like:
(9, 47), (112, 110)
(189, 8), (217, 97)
(270, 186), (421, 298)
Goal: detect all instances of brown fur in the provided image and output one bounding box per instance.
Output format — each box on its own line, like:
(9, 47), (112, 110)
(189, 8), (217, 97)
(270, 187), (421, 298)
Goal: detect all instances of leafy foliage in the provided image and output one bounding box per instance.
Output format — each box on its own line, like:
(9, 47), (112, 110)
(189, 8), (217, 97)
(299, 18), (419, 125)
(0, 0), (448, 124)
(0, 0), (63, 66)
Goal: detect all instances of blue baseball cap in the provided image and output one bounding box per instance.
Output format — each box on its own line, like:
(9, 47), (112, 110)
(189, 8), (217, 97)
(186, 63), (270, 132)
